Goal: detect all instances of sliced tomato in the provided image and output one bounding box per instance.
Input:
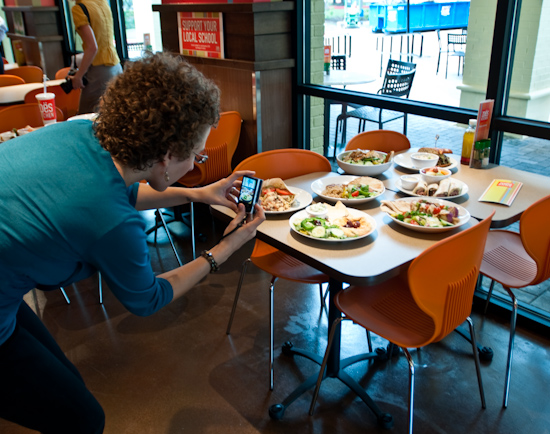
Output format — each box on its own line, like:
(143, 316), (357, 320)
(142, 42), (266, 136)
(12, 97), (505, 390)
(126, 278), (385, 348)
(275, 188), (292, 195)
(351, 190), (360, 197)
(262, 188), (275, 195)
(433, 207), (441, 214)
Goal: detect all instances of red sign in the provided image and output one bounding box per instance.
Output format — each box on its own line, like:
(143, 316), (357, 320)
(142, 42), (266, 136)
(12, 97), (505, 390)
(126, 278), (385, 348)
(178, 12), (224, 59)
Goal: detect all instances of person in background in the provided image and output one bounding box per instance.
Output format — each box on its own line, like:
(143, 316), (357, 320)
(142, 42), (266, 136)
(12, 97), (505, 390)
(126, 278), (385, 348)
(0, 15), (7, 75)
(70, 0), (123, 114)
(0, 52), (264, 434)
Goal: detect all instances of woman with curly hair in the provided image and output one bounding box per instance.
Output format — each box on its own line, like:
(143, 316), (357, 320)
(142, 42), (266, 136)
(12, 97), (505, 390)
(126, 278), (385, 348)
(0, 52), (264, 434)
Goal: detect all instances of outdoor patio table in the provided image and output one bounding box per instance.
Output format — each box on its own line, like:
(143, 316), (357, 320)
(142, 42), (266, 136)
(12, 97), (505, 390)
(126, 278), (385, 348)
(323, 71), (376, 158)
(0, 79), (65, 106)
(211, 171), (478, 427)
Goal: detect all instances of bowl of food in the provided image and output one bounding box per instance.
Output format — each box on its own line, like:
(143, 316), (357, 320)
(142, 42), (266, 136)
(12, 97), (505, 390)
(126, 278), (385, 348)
(400, 175), (419, 191)
(410, 152), (439, 169)
(305, 203), (328, 218)
(336, 149), (393, 176)
(420, 166), (452, 184)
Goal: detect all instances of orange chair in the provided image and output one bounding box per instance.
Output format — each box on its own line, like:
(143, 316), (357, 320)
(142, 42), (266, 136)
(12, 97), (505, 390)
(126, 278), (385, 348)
(24, 85), (81, 120)
(480, 194), (550, 408)
(0, 103), (64, 131)
(55, 67), (72, 79)
(0, 74), (26, 87)
(310, 212), (495, 433)
(226, 149), (333, 390)
(175, 111), (243, 258)
(7, 65), (43, 83)
(345, 130), (411, 154)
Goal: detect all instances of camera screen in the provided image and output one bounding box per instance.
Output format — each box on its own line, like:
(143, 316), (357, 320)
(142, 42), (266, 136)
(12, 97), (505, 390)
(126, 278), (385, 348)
(238, 176), (262, 213)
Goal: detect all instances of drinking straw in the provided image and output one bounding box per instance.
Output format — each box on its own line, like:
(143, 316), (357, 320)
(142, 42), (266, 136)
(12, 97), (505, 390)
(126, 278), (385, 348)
(43, 74), (47, 94)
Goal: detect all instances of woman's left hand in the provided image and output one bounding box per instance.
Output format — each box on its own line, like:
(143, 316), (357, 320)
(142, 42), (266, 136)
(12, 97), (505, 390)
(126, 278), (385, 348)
(196, 170), (256, 212)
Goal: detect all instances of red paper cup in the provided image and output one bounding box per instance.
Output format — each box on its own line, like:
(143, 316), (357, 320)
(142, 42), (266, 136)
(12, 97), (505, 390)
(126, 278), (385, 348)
(35, 92), (57, 125)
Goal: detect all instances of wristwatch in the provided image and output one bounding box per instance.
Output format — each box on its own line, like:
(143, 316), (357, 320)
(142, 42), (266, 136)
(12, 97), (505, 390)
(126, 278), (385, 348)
(200, 250), (219, 273)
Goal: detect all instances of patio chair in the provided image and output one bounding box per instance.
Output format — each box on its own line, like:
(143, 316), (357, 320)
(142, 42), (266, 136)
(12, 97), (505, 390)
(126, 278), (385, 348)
(345, 130), (411, 154)
(310, 212), (494, 434)
(226, 149), (332, 391)
(7, 65), (43, 83)
(446, 33), (467, 78)
(0, 103), (64, 131)
(24, 85), (81, 120)
(0, 74), (25, 86)
(332, 59), (415, 158)
(331, 55), (346, 70)
(479, 194), (550, 408)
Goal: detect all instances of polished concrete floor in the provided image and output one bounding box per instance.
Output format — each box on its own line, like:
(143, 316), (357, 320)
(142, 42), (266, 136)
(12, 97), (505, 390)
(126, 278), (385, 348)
(3, 205), (550, 434)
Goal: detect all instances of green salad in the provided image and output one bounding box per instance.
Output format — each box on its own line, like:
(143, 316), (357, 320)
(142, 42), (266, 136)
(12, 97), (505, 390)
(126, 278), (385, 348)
(293, 217), (347, 239)
(343, 150), (384, 166)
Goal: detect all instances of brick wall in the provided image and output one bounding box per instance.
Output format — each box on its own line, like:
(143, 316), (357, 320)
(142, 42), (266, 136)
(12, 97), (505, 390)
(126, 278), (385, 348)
(310, 0), (325, 155)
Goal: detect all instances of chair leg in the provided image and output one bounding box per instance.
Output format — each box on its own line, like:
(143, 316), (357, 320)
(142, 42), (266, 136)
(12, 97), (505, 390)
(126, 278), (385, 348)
(503, 286), (517, 408)
(366, 330), (373, 353)
(269, 277), (277, 391)
(403, 113), (408, 136)
(59, 287), (71, 304)
(483, 279), (496, 314)
(158, 208), (183, 266)
(309, 316), (343, 415)
(466, 316), (486, 409)
(318, 283), (328, 309)
(190, 202), (196, 260)
(436, 52), (441, 74)
(226, 258), (251, 334)
(98, 271), (103, 304)
(402, 348), (414, 434)
(445, 53), (449, 79)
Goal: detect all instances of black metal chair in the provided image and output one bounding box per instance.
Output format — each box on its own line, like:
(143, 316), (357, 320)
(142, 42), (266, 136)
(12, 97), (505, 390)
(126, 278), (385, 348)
(330, 54), (346, 70)
(445, 33), (467, 78)
(332, 60), (416, 158)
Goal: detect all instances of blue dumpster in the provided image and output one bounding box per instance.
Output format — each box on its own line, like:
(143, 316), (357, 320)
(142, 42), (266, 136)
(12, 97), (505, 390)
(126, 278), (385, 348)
(369, 1), (470, 33)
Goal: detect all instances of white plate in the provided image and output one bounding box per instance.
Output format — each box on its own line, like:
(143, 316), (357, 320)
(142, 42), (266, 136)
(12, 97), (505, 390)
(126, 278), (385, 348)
(381, 197), (470, 233)
(311, 175), (385, 205)
(289, 208), (377, 242)
(394, 148), (458, 172)
(395, 175), (469, 200)
(263, 186), (313, 215)
(336, 150), (392, 176)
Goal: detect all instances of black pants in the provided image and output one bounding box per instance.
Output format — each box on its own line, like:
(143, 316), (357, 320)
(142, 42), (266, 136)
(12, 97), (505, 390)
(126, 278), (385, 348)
(0, 302), (105, 434)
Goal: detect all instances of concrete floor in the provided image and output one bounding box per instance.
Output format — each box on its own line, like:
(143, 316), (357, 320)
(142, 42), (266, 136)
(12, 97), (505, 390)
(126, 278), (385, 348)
(3, 205), (550, 434)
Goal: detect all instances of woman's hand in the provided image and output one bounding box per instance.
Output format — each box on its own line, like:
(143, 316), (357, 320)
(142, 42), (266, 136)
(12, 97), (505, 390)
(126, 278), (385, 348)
(212, 203), (265, 260)
(195, 170), (256, 212)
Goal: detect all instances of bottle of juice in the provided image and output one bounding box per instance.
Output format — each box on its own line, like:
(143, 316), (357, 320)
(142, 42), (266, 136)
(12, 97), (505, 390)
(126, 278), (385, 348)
(461, 119), (476, 165)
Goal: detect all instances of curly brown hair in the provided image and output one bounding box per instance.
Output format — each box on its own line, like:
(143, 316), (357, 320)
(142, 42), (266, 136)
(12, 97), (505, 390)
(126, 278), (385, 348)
(95, 52), (220, 171)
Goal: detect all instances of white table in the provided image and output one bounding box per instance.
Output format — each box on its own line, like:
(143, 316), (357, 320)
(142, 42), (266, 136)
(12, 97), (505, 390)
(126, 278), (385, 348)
(0, 79), (66, 105)
(211, 165), (549, 423)
(211, 171), (477, 425)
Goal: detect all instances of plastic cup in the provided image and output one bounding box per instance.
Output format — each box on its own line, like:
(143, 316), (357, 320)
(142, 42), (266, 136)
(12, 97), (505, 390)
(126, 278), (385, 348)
(35, 92), (57, 125)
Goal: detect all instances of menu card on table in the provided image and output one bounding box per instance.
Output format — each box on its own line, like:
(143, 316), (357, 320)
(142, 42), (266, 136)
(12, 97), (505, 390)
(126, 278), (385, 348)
(479, 179), (523, 206)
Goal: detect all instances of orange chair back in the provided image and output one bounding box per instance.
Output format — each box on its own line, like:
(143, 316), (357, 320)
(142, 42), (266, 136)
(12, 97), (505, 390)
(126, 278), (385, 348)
(407, 211), (494, 344)
(55, 67), (72, 79)
(519, 195), (550, 285)
(233, 149), (332, 180)
(178, 111), (242, 187)
(0, 74), (26, 87)
(0, 103), (64, 131)
(345, 130), (411, 153)
(7, 65), (43, 83)
(24, 85), (81, 120)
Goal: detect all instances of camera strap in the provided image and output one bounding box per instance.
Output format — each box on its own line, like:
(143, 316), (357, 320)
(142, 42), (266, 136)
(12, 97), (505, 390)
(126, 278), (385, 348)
(71, 3), (92, 70)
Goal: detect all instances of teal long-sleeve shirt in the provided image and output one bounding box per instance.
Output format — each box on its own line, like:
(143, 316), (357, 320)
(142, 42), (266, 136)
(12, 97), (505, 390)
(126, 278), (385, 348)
(0, 120), (173, 345)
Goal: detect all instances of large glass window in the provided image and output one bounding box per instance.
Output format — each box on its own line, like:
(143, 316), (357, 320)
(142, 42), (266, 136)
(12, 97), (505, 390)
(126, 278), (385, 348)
(302, 0), (550, 324)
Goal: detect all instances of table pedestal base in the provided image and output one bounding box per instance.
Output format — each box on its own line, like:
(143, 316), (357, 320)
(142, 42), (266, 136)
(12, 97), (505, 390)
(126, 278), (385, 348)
(268, 341), (394, 429)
